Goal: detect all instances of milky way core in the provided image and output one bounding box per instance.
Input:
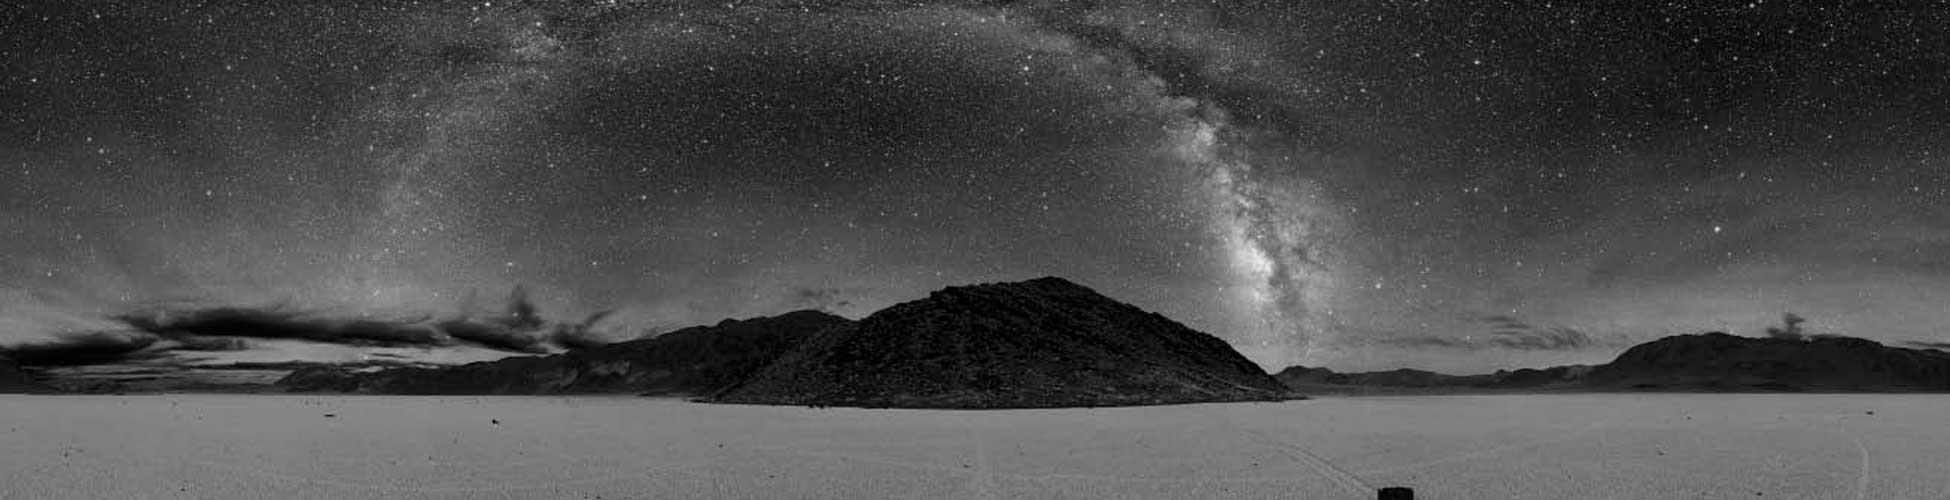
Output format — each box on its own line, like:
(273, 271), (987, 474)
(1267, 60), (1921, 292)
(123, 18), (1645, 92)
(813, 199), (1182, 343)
(1177, 109), (1339, 368)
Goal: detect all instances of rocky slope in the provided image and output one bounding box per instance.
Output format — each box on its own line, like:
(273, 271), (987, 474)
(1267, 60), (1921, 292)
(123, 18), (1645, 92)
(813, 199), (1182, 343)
(713, 277), (1290, 408)
(279, 310), (850, 395)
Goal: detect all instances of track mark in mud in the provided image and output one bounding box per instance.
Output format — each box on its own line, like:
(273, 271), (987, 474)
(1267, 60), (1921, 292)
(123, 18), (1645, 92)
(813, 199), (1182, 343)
(1851, 435), (1870, 500)
(968, 427), (998, 500)
(1243, 429), (1370, 498)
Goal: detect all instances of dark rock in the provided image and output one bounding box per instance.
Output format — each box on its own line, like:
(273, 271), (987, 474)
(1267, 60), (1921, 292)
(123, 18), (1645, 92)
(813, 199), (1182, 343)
(278, 310), (850, 395)
(713, 277), (1290, 408)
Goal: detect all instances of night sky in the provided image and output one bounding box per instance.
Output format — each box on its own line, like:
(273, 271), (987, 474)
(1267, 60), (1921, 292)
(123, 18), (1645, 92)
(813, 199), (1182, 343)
(3, 1), (1947, 372)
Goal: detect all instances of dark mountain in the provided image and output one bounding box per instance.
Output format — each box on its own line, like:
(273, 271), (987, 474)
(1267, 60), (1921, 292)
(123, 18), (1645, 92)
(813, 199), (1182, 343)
(278, 310), (850, 395)
(0, 355), (50, 394)
(1586, 332), (1950, 391)
(1274, 331), (1950, 393)
(713, 277), (1291, 408)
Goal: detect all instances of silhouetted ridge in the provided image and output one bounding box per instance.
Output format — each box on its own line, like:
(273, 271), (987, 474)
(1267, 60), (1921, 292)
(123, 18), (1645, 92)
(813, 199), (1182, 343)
(1587, 332), (1950, 391)
(713, 277), (1289, 408)
(279, 310), (850, 394)
(1273, 332), (1950, 393)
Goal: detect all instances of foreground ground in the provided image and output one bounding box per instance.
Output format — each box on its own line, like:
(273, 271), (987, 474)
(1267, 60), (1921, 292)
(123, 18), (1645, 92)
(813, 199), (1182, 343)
(0, 394), (1942, 499)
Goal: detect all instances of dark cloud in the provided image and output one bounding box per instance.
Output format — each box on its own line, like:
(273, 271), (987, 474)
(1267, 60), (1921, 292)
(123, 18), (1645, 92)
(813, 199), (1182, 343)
(788, 287), (853, 312)
(1363, 315), (1627, 352)
(1487, 327), (1597, 351)
(1480, 315), (1534, 330)
(1763, 312), (1810, 341)
(167, 336), (252, 352)
(1, 331), (161, 367)
(1367, 335), (1476, 350)
(502, 285), (544, 331)
(0, 286), (606, 368)
(98, 286), (599, 356)
(196, 359), (438, 371)
(547, 328), (610, 351)
(427, 318), (541, 354)
(1902, 341), (1950, 351)
(332, 318), (447, 346)
(118, 306), (447, 348)
(546, 310), (617, 350)
(1481, 315), (1597, 350)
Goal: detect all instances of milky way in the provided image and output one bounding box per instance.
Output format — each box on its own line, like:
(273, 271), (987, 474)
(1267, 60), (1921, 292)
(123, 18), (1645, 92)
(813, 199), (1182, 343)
(4, 1), (1948, 372)
(1174, 109), (1338, 367)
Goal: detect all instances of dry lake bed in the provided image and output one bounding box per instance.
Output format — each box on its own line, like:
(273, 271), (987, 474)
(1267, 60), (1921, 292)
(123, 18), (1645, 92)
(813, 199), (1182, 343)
(1, 394), (1944, 499)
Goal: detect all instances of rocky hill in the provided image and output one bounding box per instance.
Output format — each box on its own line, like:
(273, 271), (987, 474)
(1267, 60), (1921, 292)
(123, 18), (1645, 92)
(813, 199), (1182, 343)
(280, 310), (850, 395)
(712, 277), (1291, 408)
(1586, 332), (1950, 391)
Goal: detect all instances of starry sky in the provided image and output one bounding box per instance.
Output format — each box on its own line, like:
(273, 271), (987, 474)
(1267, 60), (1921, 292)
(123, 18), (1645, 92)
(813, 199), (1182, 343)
(3, 0), (1947, 373)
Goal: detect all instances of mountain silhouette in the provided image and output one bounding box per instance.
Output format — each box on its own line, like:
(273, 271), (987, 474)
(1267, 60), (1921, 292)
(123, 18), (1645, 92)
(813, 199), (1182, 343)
(1275, 332), (1950, 392)
(712, 277), (1290, 408)
(1586, 332), (1950, 391)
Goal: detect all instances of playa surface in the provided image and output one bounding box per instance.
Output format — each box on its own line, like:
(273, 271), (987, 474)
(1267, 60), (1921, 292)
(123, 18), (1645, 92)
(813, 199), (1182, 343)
(0, 394), (1942, 499)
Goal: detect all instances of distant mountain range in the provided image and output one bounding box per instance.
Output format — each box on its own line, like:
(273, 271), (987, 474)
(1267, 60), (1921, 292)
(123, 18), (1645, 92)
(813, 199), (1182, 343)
(11, 277), (1950, 401)
(1587, 332), (1950, 391)
(1282, 332), (1950, 393)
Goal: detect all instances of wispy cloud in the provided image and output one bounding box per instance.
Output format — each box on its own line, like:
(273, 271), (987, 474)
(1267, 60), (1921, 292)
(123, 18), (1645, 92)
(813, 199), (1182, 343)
(1358, 315), (1634, 352)
(0, 331), (160, 367)
(1, 287), (620, 367)
(1902, 340), (1950, 351)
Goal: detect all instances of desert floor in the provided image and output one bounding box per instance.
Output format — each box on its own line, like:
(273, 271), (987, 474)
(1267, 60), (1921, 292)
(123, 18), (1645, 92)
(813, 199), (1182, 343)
(0, 394), (1942, 499)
